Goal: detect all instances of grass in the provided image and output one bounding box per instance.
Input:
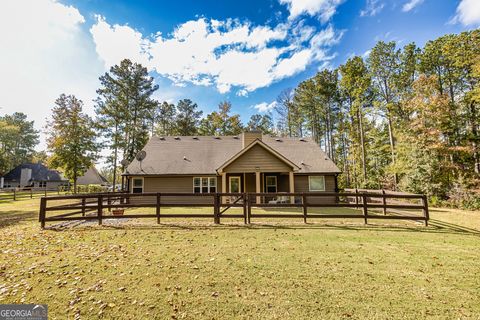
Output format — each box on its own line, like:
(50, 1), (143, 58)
(0, 198), (479, 319)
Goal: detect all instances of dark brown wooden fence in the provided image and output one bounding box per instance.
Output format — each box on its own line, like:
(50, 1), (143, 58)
(38, 191), (429, 228)
(0, 187), (62, 201)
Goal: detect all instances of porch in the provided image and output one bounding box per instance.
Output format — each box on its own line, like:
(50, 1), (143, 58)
(220, 171), (295, 204)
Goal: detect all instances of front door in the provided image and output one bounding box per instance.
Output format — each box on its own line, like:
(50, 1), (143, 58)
(229, 176), (241, 193)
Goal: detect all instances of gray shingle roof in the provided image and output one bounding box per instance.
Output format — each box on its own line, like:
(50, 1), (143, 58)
(2, 163), (68, 182)
(125, 135), (341, 175)
(77, 167), (109, 185)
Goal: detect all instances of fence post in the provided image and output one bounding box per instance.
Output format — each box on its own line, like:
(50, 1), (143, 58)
(355, 188), (358, 209)
(362, 194), (368, 224)
(247, 194), (252, 224)
(107, 193), (111, 212)
(44, 186), (47, 197)
(213, 193), (219, 224)
(30, 189), (33, 199)
(302, 193), (307, 223)
(13, 189), (16, 201)
(242, 193), (247, 224)
(156, 193), (161, 224)
(422, 195), (429, 226)
(81, 198), (86, 217)
(98, 195), (103, 225)
(382, 189), (387, 215)
(39, 197), (46, 229)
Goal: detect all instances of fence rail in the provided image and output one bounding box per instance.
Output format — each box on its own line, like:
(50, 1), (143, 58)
(38, 191), (429, 228)
(0, 187), (63, 201)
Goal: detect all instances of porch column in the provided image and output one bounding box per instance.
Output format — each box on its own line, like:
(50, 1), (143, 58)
(255, 171), (261, 204)
(289, 171), (295, 203)
(221, 172), (226, 204)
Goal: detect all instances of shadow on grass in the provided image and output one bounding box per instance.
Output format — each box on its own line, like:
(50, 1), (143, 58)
(45, 216), (480, 236)
(0, 210), (37, 229)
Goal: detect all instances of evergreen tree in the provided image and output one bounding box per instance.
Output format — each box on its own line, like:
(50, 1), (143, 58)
(95, 59), (158, 186)
(174, 99), (203, 135)
(47, 94), (98, 193)
(154, 101), (176, 136)
(246, 114), (274, 134)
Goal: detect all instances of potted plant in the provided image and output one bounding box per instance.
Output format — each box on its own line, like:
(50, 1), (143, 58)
(112, 208), (124, 215)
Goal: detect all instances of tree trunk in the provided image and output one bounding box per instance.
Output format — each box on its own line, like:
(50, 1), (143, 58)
(470, 101), (479, 174)
(357, 107), (367, 185)
(386, 113), (398, 189)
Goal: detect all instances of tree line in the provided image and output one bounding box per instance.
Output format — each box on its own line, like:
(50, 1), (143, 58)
(273, 29), (480, 208)
(2, 30), (478, 208)
(9, 59), (272, 191)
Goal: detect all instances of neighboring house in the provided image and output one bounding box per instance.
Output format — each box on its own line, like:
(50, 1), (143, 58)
(77, 167), (109, 186)
(1, 163), (69, 189)
(124, 131), (341, 204)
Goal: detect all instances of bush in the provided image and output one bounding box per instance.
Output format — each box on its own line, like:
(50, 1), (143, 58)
(444, 186), (480, 211)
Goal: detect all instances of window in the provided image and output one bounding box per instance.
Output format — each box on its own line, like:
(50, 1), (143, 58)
(132, 178), (144, 193)
(229, 176), (240, 193)
(39, 181), (46, 188)
(209, 177), (216, 193)
(265, 176), (277, 193)
(309, 176), (325, 191)
(193, 177), (217, 193)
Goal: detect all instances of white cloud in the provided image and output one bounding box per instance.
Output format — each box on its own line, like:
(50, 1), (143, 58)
(279, 0), (344, 22)
(90, 15), (151, 67)
(253, 101), (277, 112)
(360, 0), (385, 17)
(91, 17), (341, 95)
(452, 0), (480, 26)
(0, 0), (104, 149)
(402, 0), (424, 12)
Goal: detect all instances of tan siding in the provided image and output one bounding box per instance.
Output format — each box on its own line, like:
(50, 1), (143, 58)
(131, 176), (216, 205)
(294, 174), (336, 204)
(224, 144), (292, 173)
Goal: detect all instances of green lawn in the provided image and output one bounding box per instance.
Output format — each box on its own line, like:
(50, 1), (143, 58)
(0, 198), (479, 319)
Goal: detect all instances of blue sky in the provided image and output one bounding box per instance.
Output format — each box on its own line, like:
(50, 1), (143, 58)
(0, 0), (479, 149)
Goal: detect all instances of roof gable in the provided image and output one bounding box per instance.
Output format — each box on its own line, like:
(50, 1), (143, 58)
(217, 139), (299, 173)
(77, 167), (109, 185)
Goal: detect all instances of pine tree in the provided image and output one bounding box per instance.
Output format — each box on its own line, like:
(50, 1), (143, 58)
(95, 59), (158, 186)
(175, 99), (203, 135)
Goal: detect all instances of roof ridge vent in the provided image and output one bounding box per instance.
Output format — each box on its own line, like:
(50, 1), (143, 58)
(174, 136), (180, 140)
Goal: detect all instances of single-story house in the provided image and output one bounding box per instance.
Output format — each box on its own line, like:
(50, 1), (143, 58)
(1, 163), (69, 189)
(124, 131), (341, 204)
(77, 167), (109, 186)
